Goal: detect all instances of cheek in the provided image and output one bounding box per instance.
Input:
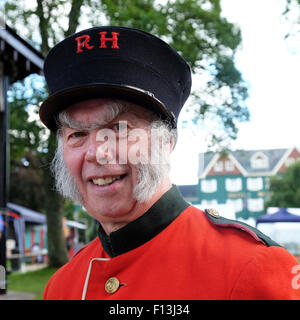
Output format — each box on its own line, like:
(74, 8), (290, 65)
(116, 138), (129, 164)
(63, 147), (84, 180)
(129, 164), (139, 185)
(126, 135), (151, 166)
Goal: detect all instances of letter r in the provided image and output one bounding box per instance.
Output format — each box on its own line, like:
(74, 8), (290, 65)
(75, 35), (94, 53)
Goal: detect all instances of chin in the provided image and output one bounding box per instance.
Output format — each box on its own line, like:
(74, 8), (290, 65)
(84, 198), (137, 222)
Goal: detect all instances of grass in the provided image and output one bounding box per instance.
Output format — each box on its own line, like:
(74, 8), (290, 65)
(7, 266), (58, 300)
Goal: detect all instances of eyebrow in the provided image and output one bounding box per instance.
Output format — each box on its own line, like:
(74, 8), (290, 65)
(60, 116), (113, 131)
(57, 100), (157, 134)
(58, 108), (124, 131)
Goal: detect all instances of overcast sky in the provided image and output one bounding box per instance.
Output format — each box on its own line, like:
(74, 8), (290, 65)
(170, 0), (300, 185)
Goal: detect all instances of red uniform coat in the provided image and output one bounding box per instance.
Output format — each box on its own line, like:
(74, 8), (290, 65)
(43, 199), (300, 300)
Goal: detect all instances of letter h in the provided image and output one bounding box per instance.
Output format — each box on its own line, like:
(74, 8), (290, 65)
(99, 32), (120, 49)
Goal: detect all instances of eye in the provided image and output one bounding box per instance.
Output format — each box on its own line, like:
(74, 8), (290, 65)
(111, 121), (128, 133)
(69, 131), (87, 139)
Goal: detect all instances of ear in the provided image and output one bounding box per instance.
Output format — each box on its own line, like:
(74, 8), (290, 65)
(169, 135), (175, 153)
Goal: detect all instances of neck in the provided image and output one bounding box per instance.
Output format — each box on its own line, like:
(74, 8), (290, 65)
(100, 178), (172, 235)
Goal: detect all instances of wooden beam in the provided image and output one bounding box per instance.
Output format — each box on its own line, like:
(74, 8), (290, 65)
(0, 28), (43, 70)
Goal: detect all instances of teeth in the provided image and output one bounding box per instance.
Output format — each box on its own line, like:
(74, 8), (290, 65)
(92, 176), (121, 186)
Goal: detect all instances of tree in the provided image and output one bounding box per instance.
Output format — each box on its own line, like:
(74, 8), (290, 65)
(283, 0), (300, 39)
(265, 161), (300, 209)
(5, 0), (249, 144)
(5, 0), (250, 267)
(7, 74), (70, 266)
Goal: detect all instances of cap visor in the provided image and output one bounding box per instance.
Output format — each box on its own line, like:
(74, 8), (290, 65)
(39, 83), (171, 131)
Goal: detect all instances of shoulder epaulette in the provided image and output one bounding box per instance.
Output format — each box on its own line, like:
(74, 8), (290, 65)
(204, 208), (281, 247)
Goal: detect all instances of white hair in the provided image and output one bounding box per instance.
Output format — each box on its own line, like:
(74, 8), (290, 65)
(56, 100), (127, 131)
(132, 119), (174, 202)
(51, 100), (176, 204)
(50, 136), (82, 204)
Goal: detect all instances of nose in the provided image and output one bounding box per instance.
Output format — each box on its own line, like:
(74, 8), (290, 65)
(85, 142), (97, 163)
(85, 133), (116, 165)
(96, 143), (115, 165)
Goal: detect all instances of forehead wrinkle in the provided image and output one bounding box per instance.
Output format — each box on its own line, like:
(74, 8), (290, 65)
(62, 116), (112, 131)
(57, 99), (158, 133)
(59, 103), (125, 131)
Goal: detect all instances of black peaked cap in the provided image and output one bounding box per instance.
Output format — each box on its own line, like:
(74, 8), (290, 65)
(39, 26), (192, 131)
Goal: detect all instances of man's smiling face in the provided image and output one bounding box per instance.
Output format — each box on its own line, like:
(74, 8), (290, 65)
(61, 98), (159, 229)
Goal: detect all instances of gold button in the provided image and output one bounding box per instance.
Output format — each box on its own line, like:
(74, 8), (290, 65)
(105, 277), (120, 294)
(206, 208), (220, 218)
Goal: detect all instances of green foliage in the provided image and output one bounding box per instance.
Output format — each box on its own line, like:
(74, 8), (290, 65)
(101, 0), (249, 144)
(7, 74), (69, 266)
(5, 0), (249, 145)
(8, 76), (50, 211)
(265, 161), (300, 208)
(9, 75), (48, 161)
(283, 0), (300, 39)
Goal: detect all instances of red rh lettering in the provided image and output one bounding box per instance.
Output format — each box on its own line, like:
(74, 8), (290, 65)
(75, 35), (94, 54)
(99, 32), (120, 49)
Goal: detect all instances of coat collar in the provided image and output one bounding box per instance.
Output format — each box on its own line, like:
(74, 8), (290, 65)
(98, 185), (189, 257)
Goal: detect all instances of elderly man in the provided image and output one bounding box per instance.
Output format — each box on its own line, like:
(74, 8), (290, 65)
(41, 26), (300, 300)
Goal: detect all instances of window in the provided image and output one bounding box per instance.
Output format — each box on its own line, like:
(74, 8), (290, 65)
(225, 178), (242, 192)
(247, 198), (264, 212)
(201, 179), (217, 193)
(247, 177), (263, 191)
(214, 161), (223, 172)
(250, 153), (269, 169)
(225, 160), (234, 172)
(226, 199), (243, 212)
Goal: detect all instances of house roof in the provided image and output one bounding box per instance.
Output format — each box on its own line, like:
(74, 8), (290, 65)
(198, 148), (297, 178)
(7, 202), (46, 224)
(0, 22), (44, 82)
(231, 148), (287, 174)
(198, 152), (215, 177)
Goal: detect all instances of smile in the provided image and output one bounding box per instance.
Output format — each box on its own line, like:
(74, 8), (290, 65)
(91, 174), (126, 187)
